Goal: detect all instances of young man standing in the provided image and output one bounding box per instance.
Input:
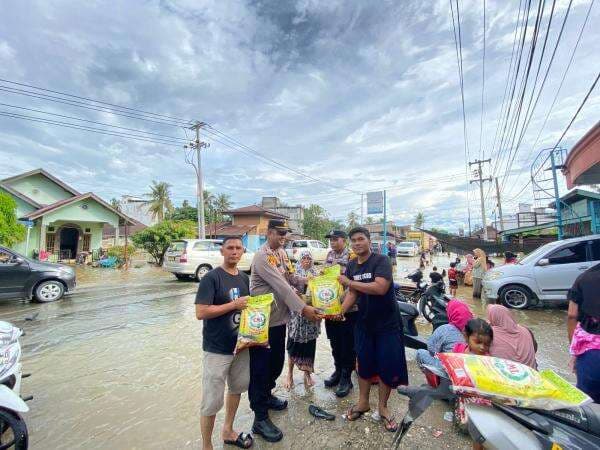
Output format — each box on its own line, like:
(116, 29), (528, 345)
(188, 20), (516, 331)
(338, 227), (408, 432)
(196, 236), (254, 450)
(249, 219), (320, 443)
(323, 230), (357, 397)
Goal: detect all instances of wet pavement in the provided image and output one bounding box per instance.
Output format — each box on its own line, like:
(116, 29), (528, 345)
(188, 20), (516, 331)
(2, 255), (572, 449)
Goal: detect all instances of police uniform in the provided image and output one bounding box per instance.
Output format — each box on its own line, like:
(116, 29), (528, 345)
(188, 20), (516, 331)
(323, 230), (358, 395)
(248, 220), (306, 426)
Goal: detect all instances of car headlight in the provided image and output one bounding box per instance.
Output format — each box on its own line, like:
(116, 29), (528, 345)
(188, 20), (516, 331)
(485, 271), (503, 281)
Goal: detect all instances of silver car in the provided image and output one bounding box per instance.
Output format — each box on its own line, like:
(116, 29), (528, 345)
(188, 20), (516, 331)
(483, 234), (600, 309)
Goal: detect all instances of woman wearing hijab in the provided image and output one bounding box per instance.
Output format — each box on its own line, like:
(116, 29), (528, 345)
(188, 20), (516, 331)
(283, 251), (320, 389)
(471, 249), (488, 298)
(416, 300), (474, 371)
(487, 304), (537, 369)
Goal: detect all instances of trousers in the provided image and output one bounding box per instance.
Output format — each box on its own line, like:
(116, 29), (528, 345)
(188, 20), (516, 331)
(249, 324), (286, 420)
(325, 311), (358, 372)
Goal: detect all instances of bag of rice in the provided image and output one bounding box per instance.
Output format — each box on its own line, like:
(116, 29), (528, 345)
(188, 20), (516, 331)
(438, 353), (591, 410)
(235, 293), (274, 353)
(309, 265), (343, 318)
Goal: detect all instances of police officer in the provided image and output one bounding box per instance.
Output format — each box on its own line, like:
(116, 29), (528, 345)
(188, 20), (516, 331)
(323, 230), (357, 397)
(249, 219), (320, 443)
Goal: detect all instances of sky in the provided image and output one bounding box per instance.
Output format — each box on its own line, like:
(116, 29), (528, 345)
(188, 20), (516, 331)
(0, 0), (598, 232)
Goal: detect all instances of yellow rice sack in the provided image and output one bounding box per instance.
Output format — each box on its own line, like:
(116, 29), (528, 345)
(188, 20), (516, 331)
(309, 265), (343, 318)
(235, 293), (274, 353)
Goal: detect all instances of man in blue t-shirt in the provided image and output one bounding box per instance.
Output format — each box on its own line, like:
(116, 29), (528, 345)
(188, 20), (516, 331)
(338, 227), (408, 433)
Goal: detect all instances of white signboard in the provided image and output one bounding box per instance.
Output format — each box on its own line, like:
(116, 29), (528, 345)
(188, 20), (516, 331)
(366, 191), (384, 214)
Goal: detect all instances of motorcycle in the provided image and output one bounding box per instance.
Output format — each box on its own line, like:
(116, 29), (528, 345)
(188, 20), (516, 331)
(394, 270), (428, 304)
(417, 280), (452, 330)
(394, 365), (600, 450)
(0, 321), (30, 449)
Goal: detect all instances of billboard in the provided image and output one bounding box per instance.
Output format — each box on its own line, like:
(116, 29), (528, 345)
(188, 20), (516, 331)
(366, 191), (383, 214)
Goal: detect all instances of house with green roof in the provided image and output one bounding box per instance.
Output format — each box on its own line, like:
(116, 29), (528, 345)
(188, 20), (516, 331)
(0, 169), (135, 260)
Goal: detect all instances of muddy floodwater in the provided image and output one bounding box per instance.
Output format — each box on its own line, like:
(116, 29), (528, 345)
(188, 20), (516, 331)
(1, 254), (572, 449)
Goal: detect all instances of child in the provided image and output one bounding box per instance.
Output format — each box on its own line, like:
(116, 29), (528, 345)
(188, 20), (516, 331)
(448, 262), (458, 297)
(453, 318), (494, 440)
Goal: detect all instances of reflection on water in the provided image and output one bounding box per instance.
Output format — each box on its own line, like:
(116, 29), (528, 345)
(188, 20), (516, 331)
(1, 257), (572, 449)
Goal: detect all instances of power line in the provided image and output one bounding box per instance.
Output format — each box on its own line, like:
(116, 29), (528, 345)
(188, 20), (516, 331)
(479, 0), (487, 161)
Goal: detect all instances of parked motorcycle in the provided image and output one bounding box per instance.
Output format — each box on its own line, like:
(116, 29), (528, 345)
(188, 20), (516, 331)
(396, 270), (428, 304)
(0, 321), (30, 449)
(417, 280), (452, 330)
(394, 365), (600, 450)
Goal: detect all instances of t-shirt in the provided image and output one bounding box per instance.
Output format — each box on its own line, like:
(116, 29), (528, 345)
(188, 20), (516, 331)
(195, 267), (250, 354)
(448, 268), (457, 281)
(568, 263), (600, 334)
(345, 253), (400, 333)
(429, 272), (443, 284)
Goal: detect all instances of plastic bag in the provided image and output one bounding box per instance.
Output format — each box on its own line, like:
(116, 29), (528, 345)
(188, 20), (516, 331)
(438, 353), (591, 410)
(235, 294), (274, 353)
(309, 265), (343, 318)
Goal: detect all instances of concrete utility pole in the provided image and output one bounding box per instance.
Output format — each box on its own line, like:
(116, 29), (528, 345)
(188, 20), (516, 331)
(495, 177), (504, 232)
(186, 122), (210, 239)
(360, 193), (364, 225)
(469, 159), (492, 240)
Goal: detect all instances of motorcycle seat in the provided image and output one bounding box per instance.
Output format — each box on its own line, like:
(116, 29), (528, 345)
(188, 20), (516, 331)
(397, 302), (419, 316)
(536, 403), (600, 436)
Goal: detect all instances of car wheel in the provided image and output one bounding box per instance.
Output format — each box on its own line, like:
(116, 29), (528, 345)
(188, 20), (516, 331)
(195, 265), (212, 281)
(499, 285), (533, 310)
(34, 280), (65, 303)
(174, 274), (189, 281)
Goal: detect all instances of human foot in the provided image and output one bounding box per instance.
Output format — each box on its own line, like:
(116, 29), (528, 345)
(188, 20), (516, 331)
(283, 374), (294, 390)
(304, 372), (315, 387)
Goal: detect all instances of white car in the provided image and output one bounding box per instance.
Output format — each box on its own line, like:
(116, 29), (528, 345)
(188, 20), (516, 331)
(285, 239), (329, 264)
(163, 239), (254, 280)
(483, 234), (600, 309)
(397, 241), (419, 257)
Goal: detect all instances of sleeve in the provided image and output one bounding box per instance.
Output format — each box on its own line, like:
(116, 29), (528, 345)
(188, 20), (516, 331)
(373, 255), (393, 280)
(567, 275), (583, 305)
(195, 272), (216, 305)
(427, 326), (444, 354)
(253, 253), (305, 313)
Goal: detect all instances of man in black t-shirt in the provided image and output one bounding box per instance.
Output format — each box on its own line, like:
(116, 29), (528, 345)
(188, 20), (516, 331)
(338, 227), (408, 433)
(195, 236), (253, 450)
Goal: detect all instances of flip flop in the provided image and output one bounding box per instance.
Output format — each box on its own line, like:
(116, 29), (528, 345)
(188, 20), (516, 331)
(309, 405), (335, 421)
(381, 415), (399, 432)
(224, 432), (253, 449)
(344, 405), (370, 421)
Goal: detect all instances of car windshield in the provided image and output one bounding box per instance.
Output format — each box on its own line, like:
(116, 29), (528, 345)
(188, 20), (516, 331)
(168, 241), (187, 252)
(398, 243), (414, 248)
(518, 241), (561, 265)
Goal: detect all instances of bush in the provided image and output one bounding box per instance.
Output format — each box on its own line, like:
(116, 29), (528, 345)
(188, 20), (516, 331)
(0, 192), (26, 247)
(106, 245), (136, 263)
(131, 220), (196, 265)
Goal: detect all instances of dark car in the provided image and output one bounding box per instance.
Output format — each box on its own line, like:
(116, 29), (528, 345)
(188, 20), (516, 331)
(0, 246), (76, 302)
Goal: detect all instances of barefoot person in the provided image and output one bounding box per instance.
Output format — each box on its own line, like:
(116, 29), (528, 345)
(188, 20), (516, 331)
(338, 227), (408, 433)
(284, 251), (320, 389)
(196, 236), (253, 450)
(249, 219), (320, 443)
(323, 229), (357, 398)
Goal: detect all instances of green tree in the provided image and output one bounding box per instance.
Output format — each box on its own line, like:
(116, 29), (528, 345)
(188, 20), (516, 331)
(110, 198), (121, 211)
(302, 204), (342, 241)
(213, 193), (232, 222)
(131, 220), (196, 265)
(0, 192), (26, 247)
(365, 216), (375, 225)
(414, 212), (425, 229)
(146, 180), (173, 221)
(169, 202), (197, 221)
(346, 211), (359, 229)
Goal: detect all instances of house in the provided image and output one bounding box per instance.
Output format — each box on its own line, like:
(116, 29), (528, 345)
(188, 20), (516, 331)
(364, 223), (402, 244)
(563, 121), (600, 189)
(0, 169), (135, 260)
(548, 189), (600, 236)
(471, 225), (499, 241)
(118, 195), (157, 226)
(261, 197), (304, 234)
(223, 205), (289, 251)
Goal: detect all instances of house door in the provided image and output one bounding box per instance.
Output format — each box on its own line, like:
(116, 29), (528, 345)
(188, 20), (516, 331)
(60, 227), (79, 259)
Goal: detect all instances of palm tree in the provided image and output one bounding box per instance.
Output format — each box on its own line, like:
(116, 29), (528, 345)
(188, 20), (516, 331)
(146, 180), (173, 221)
(347, 211), (359, 229)
(414, 212), (425, 229)
(214, 193), (232, 221)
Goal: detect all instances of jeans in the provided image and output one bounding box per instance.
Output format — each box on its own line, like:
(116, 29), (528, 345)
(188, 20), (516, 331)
(415, 349), (444, 371)
(325, 311), (358, 372)
(249, 324), (286, 421)
(576, 349), (600, 403)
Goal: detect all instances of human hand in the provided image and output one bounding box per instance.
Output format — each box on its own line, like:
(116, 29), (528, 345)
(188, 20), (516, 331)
(338, 275), (351, 287)
(233, 296), (249, 310)
(302, 305), (320, 322)
(328, 314), (345, 322)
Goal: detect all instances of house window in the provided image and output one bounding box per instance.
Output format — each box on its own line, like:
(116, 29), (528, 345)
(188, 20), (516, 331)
(85, 228), (91, 233)
(82, 234), (91, 252)
(48, 227), (55, 232)
(46, 234), (56, 252)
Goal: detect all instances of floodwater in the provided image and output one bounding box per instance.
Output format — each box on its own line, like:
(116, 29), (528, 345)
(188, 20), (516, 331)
(0, 254), (572, 449)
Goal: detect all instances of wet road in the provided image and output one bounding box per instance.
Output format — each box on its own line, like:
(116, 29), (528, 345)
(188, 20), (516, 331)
(3, 255), (572, 449)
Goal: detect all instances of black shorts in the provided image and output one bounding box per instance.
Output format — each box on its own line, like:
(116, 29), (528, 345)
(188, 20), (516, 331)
(449, 280), (458, 288)
(354, 325), (408, 388)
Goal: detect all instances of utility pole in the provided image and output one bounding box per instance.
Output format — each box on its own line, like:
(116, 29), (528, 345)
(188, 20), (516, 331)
(360, 193), (364, 225)
(550, 150), (563, 240)
(186, 122), (210, 239)
(469, 159), (492, 240)
(494, 177), (504, 232)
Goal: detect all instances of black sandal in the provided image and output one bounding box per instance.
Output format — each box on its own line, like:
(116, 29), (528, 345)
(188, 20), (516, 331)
(345, 405), (370, 421)
(224, 432), (253, 449)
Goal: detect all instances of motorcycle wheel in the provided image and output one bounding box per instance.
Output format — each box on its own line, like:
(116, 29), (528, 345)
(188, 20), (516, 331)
(418, 296), (435, 323)
(0, 408), (28, 450)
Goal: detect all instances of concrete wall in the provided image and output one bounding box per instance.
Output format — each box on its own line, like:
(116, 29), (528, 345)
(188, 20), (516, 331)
(41, 199), (120, 227)
(231, 215), (270, 235)
(6, 174), (73, 205)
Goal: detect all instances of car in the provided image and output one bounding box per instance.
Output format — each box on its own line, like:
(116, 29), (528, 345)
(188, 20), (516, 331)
(483, 234), (600, 309)
(285, 239), (329, 263)
(397, 241), (420, 257)
(163, 239), (254, 280)
(0, 246), (76, 302)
